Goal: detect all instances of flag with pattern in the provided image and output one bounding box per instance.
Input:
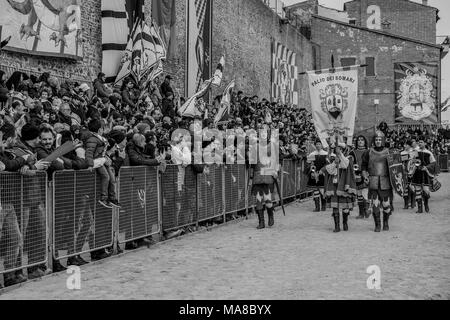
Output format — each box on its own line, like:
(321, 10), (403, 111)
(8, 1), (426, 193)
(271, 41), (299, 107)
(187, 0), (212, 97)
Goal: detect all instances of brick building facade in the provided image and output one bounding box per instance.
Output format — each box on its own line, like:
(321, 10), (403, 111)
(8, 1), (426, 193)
(288, 0), (445, 130)
(0, 0), (315, 104)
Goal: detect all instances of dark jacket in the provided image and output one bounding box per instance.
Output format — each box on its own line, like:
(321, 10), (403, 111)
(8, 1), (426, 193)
(121, 88), (137, 108)
(161, 98), (175, 119)
(126, 141), (160, 167)
(60, 149), (89, 170)
(0, 150), (27, 171)
(84, 133), (108, 167)
(93, 78), (110, 99)
(35, 144), (65, 178)
(160, 81), (174, 99)
(35, 145), (65, 170)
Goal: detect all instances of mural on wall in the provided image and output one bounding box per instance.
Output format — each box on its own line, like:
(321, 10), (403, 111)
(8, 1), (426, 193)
(395, 62), (438, 124)
(0, 0), (82, 58)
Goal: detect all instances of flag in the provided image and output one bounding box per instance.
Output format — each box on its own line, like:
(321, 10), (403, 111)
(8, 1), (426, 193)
(101, 0), (145, 83)
(179, 79), (213, 118)
(271, 41), (299, 107)
(214, 79), (235, 125)
(152, 0), (177, 59)
(115, 18), (166, 86)
(394, 62), (438, 124)
(186, 0), (212, 97)
(307, 66), (359, 147)
(211, 56), (225, 87)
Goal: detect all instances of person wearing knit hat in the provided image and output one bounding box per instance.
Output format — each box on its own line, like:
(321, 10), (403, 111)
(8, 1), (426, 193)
(21, 124), (41, 142)
(109, 130), (126, 146)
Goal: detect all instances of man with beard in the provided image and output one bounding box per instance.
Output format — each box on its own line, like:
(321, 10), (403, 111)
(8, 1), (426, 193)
(36, 127), (65, 178)
(11, 124), (50, 278)
(361, 131), (393, 232)
(349, 136), (370, 219)
(306, 140), (328, 212)
(411, 138), (436, 213)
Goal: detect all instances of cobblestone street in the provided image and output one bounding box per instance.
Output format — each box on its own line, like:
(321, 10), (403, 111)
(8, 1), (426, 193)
(1, 175), (449, 300)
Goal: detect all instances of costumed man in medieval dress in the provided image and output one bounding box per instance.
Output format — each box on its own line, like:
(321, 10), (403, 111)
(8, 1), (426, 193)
(306, 140), (328, 212)
(321, 142), (357, 233)
(349, 135), (370, 219)
(401, 140), (417, 210)
(249, 126), (280, 229)
(361, 131), (393, 232)
(410, 138), (436, 214)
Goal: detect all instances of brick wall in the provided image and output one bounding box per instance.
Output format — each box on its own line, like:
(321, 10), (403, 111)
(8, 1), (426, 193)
(311, 16), (441, 130)
(211, 0), (315, 106)
(0, 0), (315, 107)
(344, 0), (437, 44)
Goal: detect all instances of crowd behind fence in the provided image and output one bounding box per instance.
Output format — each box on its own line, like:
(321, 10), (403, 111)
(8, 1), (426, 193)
(0, 158), (314, 282)
(1, 153), (448, 286)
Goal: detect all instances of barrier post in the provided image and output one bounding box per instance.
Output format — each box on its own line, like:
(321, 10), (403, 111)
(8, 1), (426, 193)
(222, 165), (226, 224)
(47, 179), (53, 272)
(158, 169), (164, 241)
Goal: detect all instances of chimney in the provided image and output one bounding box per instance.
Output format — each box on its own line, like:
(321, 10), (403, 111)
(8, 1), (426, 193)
(422, 0), (428, 6)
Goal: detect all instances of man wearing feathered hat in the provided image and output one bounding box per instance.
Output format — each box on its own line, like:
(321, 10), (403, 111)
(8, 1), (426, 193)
(361, 131), (393, 232)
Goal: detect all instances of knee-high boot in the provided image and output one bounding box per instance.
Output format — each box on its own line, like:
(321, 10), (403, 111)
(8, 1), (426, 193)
(343, 211), (349, 231)
(364, 201), (371, 219)
(410, 189), (416, 209)
(357, 202), (365, 219)
(373, 209), (381, 233)
(332, 209), (340, 233)
(313, 198), (321, 212)
(416, 199), (423, 214)
(403, 196), (410, 209)
(256, 209), (265, 229)
(423, 193), (430, 213)
(267, 206), (274, 227)
(383, 212), (390, 231)
(321, 197), (327, 211)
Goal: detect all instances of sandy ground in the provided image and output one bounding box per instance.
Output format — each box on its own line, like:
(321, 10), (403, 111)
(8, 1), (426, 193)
(1, 175), (449, 300)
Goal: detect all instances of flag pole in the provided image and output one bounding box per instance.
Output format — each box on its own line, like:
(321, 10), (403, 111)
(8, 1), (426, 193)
(298, 64), (368, 76)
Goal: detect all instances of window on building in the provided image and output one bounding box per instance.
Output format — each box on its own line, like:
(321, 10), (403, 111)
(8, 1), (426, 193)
(365, 57), (376, 76)
(341, 57), (356, 67)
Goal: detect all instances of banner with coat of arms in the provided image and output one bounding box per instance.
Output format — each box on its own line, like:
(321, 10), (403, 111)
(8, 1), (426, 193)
(307, 66), (359, 147)
(394, 62), (438, 124)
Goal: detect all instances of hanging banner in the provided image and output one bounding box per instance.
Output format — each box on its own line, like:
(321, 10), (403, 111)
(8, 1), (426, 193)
(0, 0), (82, 59)
(394, 62), (438, 124)
(308, 67), (359, 147)
(271, 41), (299, 107)
(186, 0), (212, 98)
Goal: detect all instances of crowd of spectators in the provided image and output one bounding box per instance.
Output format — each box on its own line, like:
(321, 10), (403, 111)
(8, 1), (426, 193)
(2, 67), (450, 288)
(376, 121), (450, 155)
(0, 68), (321, 287)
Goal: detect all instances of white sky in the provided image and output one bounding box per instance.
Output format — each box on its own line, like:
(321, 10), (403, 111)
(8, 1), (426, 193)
(283, 0), (450, 100)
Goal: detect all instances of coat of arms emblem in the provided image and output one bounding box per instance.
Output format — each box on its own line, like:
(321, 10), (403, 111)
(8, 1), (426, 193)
(398, 67), (435, 121)
(320, 84), (349, 121)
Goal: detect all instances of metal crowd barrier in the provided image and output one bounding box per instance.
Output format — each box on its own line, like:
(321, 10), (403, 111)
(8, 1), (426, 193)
(0, 172), (48, 276)
(161, 165), (197, 231)
(117, 167), (161, 244)
(1, 159), (313, 285)
(52, 170), (114, 261)
(439, 154), (449, 172)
